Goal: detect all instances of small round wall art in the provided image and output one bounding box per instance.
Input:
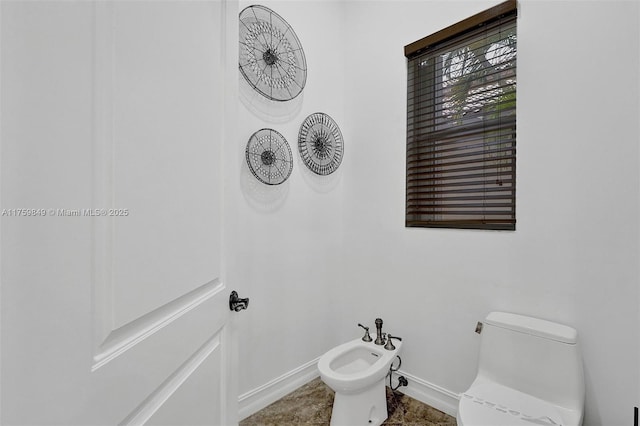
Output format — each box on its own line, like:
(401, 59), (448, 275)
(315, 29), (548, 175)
(298, 112), (344, 176)
(245, 128), (293, 185)
(239, 5), (307, 102)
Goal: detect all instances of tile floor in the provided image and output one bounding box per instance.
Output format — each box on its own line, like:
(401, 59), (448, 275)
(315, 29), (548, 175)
(239, 377), (457, 426)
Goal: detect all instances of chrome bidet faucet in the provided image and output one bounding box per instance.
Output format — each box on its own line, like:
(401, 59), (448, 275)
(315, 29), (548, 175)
(384, 334), (402, 351)
(374, 318), (386, 345)
(358, 323), (373, 342)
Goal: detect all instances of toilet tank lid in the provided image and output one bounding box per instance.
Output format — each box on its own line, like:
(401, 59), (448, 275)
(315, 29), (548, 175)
(485, 312), (578, 344)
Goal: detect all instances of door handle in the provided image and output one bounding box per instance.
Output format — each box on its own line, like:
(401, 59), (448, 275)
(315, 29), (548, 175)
(229, 291), (249, 312)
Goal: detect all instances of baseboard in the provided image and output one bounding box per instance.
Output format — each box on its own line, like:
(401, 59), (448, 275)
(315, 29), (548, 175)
(238, 357), (320, 421)
(237, 359), (460, 421)
(395, 370), (460, 418)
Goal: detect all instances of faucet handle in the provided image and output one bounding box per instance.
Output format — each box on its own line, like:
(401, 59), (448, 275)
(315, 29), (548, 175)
(384, 334), (402, 351)
(358, 323), (373, 342)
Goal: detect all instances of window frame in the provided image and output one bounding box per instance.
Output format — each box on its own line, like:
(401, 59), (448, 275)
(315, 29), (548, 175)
(404, 0), (518, 231)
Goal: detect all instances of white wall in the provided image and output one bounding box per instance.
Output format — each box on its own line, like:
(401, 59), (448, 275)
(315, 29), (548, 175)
(7, 0), (636, 424)
(340, 1), (640, 425)
(228, 0), (348, 410)
(232, 1), (639, 424)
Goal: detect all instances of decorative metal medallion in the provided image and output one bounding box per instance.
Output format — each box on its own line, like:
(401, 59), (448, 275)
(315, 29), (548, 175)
(239, 5), (307, 102)
(298, 113), (344, 176)
(246, 128), (293, 185)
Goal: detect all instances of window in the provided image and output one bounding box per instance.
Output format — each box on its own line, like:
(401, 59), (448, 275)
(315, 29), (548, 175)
(404, 0), (517, 230)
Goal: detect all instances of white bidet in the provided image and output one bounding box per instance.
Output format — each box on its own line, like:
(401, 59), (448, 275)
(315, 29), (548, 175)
(318, 336), (402, 426)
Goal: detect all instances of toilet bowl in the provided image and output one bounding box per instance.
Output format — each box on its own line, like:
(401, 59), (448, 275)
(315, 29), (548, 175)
(318, 337), (402, 426)
(457, 312), (584, 426)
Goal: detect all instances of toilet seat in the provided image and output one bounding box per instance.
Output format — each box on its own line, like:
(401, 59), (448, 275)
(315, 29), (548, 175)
(457, 382), (580, 426)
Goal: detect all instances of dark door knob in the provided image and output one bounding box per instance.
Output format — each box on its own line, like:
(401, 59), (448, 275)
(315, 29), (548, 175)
(229, 291), (249, 312)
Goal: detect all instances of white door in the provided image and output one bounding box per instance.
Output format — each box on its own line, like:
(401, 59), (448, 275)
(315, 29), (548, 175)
(0, 1), (239, 424)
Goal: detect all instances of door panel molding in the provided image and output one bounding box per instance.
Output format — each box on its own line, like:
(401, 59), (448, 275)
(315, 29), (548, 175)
(119, 331), (223, 425)
(92, 278), (223, 371)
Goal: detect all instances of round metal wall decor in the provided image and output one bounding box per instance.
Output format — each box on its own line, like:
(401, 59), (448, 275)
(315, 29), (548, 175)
(239, 5), (307, 102)
(298, 113), (344, 176)
(246, 128), (293, 185)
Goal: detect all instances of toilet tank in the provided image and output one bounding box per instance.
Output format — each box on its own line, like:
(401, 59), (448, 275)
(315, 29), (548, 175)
(476, 312), (585, 411)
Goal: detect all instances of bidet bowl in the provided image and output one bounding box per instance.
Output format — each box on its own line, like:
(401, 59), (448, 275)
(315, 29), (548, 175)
(318, 337), (402, 395)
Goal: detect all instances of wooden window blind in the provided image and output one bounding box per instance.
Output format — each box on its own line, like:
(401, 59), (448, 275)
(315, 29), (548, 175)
(405, 1), (517, 230)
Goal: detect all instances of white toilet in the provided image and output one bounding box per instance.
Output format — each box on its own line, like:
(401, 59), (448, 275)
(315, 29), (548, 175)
(458, 312), (585, 426)
(318, 336), (402, 426)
